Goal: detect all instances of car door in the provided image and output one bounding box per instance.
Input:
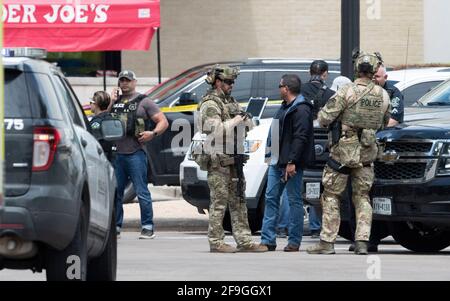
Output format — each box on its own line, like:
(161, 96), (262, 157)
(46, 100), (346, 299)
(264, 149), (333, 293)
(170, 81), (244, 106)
(52, 73), (111, 233)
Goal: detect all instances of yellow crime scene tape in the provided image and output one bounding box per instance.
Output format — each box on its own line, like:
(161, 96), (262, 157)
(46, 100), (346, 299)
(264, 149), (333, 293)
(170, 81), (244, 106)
(83, 100), (283, 116)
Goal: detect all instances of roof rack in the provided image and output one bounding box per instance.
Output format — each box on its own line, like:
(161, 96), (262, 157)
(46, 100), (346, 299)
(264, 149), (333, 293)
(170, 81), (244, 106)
(2, 47), (47, 59)
(247, 57), (340, 64)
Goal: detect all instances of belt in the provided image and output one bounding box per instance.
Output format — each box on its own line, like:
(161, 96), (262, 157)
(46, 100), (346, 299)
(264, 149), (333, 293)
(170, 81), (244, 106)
(326, 158), (372, 175)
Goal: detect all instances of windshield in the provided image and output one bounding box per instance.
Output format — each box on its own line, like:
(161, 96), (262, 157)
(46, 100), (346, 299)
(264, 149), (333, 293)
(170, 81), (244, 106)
(147, 67), (207, 104)
(416, 79), (450, 106)
(147, 62), (241, 104)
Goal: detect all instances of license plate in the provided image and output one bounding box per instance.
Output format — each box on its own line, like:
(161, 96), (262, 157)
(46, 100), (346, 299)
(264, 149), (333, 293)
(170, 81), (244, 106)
(306, 182), (321, 199)
(373, 197), (392, 215)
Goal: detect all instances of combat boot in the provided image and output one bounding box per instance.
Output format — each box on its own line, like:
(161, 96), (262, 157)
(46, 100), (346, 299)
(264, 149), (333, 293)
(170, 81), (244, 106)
(237, 243), (268, 253)
(210, 243), (237, 253)
(306, 240), (335, 254)
(354, 241), (368, 255)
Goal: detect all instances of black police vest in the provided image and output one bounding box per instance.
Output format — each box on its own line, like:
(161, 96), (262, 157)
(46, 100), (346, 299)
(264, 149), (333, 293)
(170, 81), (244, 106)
(89, 112), (116, 162)
(111, 94), (147, 137)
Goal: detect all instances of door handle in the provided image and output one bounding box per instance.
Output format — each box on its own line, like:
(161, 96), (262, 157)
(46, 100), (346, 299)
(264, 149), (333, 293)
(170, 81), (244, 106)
(97, 147), (103, 155)
(81, 138), (87, 148)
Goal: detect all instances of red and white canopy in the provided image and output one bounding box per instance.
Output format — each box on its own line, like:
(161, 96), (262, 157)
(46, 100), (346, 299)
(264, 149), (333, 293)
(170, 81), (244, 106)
(3, 0), (160, 51)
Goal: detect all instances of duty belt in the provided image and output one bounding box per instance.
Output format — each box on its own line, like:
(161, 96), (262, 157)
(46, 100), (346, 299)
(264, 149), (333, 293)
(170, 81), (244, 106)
(326, 157), (372, 175)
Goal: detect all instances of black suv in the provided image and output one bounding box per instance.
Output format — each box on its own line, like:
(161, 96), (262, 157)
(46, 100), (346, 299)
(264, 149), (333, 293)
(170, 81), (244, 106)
(130, 59), (340, 202)
(1, 48), (118, 280)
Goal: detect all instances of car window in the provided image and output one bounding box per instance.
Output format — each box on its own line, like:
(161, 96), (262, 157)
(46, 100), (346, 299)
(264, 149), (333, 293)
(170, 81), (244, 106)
(171, 71), (254, 106)
(149, 68), (207, 104)
(228, 72), (253, 102)
(27, 73), (64, 120)
(52, 74), (85, 127)
(403, 81), (442, 106)
(262, 71), (339, 100)
(418, 80), (450, 106)
(4, 69), (32, 118)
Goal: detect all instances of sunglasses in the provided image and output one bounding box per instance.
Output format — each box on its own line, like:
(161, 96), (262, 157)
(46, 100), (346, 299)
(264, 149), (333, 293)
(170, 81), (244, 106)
(223, 79), (235, 85)
(278, 84), (286, 88)
(90, 100), (96, 105)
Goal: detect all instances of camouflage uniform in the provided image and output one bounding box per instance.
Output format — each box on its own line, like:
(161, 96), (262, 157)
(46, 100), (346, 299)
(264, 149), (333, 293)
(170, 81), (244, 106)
(197, 67), (258, 251)
(315, 53), (391, 245)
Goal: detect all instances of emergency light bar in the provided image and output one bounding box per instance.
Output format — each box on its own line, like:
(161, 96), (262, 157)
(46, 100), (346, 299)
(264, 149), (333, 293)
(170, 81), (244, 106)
(2, 48), (47, 59)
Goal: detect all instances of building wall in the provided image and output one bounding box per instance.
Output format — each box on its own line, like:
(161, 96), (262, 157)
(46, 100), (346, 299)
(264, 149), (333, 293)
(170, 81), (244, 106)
(122, 0), (425, 78)
(424, 0), (450, 63)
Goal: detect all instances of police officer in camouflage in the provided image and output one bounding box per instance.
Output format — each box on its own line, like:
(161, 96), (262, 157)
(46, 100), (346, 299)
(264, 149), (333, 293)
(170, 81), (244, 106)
(307, 52), (391, 255)
(196, 65), (268, 253)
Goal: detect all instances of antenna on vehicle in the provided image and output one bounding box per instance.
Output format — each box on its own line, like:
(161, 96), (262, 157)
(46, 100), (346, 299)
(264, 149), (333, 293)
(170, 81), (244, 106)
(404, 27), (410, 83)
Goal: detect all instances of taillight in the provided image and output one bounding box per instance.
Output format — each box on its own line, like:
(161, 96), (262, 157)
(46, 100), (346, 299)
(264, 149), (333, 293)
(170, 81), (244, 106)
(32, 127), (61, 171)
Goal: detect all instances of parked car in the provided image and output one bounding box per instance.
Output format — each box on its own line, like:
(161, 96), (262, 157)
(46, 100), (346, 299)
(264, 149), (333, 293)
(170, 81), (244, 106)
(0, 48), (119, 280)
(387, 67), (450, 106)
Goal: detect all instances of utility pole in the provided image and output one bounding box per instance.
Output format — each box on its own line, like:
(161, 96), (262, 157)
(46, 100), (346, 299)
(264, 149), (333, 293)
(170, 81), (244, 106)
(341, 0), (360, 79)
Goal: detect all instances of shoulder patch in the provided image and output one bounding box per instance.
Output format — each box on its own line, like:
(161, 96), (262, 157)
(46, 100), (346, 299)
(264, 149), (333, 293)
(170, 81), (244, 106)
(91, 122), (100, 129)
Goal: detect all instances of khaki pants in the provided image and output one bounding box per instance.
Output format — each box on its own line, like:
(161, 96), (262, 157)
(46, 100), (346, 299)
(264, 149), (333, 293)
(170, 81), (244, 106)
(207, 165), (253, 248)
(320, 165), (374, 243)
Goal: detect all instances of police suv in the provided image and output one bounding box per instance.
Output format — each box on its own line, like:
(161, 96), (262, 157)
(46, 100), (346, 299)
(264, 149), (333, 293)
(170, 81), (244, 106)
(1, 48), (120, 280)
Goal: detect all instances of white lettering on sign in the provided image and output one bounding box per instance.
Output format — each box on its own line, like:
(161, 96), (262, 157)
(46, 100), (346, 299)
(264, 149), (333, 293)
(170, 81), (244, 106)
(3, 4), (110, 24)
(94, 5), (109, 23)
(138, 8), (151, 19)
(22, 5), (37, 23)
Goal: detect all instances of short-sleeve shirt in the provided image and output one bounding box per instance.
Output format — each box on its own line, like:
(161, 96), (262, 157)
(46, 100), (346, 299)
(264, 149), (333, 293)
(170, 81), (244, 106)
(383, 81), (404, 123)
(115, 92), (161, 154)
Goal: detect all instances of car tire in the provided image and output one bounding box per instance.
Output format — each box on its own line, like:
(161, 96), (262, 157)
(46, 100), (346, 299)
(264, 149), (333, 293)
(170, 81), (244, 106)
(388, 221), (450, 252)
(46, 203), (88, 281)
(87, 209), (117, 281)
(123, 182), (137, 204)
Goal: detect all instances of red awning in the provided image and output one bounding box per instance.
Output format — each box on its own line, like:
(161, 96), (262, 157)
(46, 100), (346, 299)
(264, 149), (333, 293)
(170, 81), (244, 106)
(3, 0), (160, 51)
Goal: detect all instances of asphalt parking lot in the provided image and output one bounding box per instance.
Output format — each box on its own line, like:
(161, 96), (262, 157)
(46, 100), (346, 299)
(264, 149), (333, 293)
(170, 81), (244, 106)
(1, 189), (449, 281)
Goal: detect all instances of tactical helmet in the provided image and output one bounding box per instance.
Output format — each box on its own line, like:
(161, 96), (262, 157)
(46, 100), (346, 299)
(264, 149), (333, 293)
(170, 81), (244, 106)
(205, 64), (240, 85)
(353, 50), (383, 75)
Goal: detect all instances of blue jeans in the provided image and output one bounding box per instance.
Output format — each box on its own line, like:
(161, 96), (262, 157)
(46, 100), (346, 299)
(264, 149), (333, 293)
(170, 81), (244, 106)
(309, 205), (321, 231)
(114, 150), (153, 230)
(261, 165), (304, 247)
(277, 189), (290, 230)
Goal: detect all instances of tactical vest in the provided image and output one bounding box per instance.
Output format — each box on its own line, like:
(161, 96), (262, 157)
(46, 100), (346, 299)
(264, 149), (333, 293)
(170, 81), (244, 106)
(331, 82), (389, 167)
(340, 82), (388, 131)
(111, 94), (147, 137)
(194, 91), (242, 170)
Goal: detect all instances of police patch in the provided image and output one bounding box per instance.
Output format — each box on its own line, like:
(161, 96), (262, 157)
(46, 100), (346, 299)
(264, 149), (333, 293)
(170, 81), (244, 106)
(91, 122), (100, 129)
(391, 97), (400, 108)
(129, 103), (137, 111)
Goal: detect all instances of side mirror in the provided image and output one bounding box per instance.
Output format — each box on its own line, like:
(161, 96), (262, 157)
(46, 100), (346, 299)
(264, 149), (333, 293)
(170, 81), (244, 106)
(176, 92), (198, 106)
(101, 118), (125, 141)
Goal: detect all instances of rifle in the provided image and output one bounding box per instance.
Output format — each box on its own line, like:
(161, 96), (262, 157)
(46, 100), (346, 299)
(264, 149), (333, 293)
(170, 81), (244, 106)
(234, 112), (251, 203)
(329, 119), (342, 147)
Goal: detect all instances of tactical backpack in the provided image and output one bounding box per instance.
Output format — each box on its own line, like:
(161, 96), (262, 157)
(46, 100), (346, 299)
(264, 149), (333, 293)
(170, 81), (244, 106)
(305, 82), (328, 120)
(111, 94), (147, 137)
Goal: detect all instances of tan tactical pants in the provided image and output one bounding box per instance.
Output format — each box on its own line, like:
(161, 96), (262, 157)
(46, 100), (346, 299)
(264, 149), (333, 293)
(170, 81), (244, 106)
(207, 165), (253, 248)
(320, 165), (374, 243)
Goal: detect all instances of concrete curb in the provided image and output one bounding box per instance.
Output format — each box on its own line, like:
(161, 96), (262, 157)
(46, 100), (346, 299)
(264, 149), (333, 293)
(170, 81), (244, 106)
(122, 218), (208, 232)
(150, 185), (182, 199)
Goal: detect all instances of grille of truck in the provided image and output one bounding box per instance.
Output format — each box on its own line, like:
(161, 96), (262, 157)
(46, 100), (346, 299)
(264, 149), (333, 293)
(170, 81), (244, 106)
(385, 142), (433, 153)
(374, 162), (427, 180)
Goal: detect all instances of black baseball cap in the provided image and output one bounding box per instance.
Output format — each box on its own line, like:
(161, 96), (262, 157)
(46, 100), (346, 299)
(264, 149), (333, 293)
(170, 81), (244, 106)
(118, 70), (137, 80)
